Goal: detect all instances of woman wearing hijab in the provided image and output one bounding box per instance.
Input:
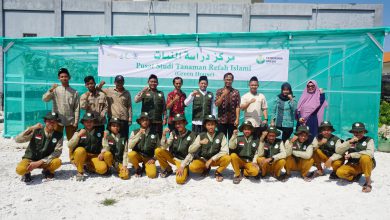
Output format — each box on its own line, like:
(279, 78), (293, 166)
(271, 82), (296, 142)
(296, 80), (328, 142)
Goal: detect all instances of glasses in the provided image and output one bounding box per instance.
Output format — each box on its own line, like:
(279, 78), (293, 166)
(307, 85), (315, 88)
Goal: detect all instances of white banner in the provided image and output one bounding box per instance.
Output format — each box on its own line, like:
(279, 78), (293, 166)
(98, 45), (289, 81)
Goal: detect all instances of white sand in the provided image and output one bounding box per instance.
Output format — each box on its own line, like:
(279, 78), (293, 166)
(1, 137), (390, 220)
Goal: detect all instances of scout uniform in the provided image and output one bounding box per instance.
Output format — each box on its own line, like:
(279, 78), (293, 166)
(229, 121), (260, 184)
(184, 89), (214, 133)
(135, 88), (166, 138)
(102, 118), (129, 180)
(336, 123), (375, 185)
(15, 112), (63, 182)
(68, 113), (111, 180)
(155, 114), (197, 184)
(256, 126), (287, 180)
(311, 121), (344, 178)
(188, 115), (231, 181)
(285, 125), (314, 179)
(80, 90), (108, 132)
(126, 112), (159, 178)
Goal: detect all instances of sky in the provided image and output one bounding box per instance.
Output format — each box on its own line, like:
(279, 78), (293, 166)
(266, 0), (390, 51)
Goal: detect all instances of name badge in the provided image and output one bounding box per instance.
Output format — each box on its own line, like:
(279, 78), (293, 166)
(108, 141), (114, 145)
(330, 141), (335, 146)
(275, 144), (279, 149)
(81, 136), (87, 139)
(238, 142), (245, 146)
(252, 143), (257, 148)
(187, 136), (191, 141)
(35, 135), (42, 140)
(52, 138), (57, 143)
(215, 139), (220, 144)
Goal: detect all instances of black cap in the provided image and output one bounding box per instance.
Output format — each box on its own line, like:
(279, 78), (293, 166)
(238, 121), (254, 132)
(136, 112), (150, 124)
(349, 122), (368, 133)
(115, 75), (124, 82)
(43, 112), (61, 122)
(173, 113), (187, 124)
(81, 113), (95, 123)
(58, 68), (69, 76)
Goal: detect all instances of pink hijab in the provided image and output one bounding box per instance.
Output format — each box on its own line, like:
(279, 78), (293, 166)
(297, 80), (328, 126)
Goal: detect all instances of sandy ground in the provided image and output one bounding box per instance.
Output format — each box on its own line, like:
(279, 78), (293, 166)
(1, 132), (390, 220)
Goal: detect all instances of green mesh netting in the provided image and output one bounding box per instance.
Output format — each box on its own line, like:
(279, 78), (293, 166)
(3, 27), (389, 145)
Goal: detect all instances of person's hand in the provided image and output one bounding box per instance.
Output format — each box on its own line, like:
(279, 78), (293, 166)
(162, 128), (170, 136)
(147, 158), (155, 165)
(349, 136), (359, 144)
(97, 81), (105, 90)
(78, 129), (87, 137)
(319, 88), (324, 94)
(232, 129), (238, 136)
(50, 84), (58, 92)
(287, 94), (293, 100)
(234, 119), (239, 127)
(103, 131), (108, 139)
(270, 120), (275, 127)
(299, 118), (305, 124)
(261, 131), (268, 140)
(291, 135), (298, 143)
(98, 152), (104, 161)
(222, 88), (230, 97)
(176, 166), (185, 177)
(32, 123), (43, 130)
(85, 91), (91, 98)
(324, 158), (333, 168)
(205, 159), (213, 169)
(72, 123), (78, 128)
(139, 128), (146, 135)
(27, 160), (44, 172)
(192, 90), (199, 97)
(199, 138), (209, 145)
(142, 86), (149, 93)
(173, 94), (180, 102)
(345, 154), (351, 160)
(319, 138), (328, 145)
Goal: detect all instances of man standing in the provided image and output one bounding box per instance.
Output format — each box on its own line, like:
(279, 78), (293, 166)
(134, 74), (167, 138)
(15, 112), (63, 182)
(42, 68), (79, 159)
(240, 76), (268, 137)
(166, 77), (186, 131)
(184, 76), (215, 134)
(80, 76), (108, 132)
(215, 72), (240, 139)
(98, 75), (132, 139)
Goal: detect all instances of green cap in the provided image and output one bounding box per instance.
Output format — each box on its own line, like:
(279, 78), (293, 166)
(43, 112), (61, 122)
(294, 125), (310, 136)
(238, 121), (254, 132)
(80, 113), (95, 123)
(349, 122), (368, 133)
(136, 112), (150, 124)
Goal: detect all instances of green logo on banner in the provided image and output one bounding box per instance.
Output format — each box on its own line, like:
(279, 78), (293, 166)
(256, 54), (265, 64)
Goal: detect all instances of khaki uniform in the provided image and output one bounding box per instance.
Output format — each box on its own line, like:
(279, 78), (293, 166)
(312, 136), (344, 172)
(156, 130), (197, 184)
(68, 129), (111, 175)
(256, 139), (287, 178)
(102, 132), (128, 179)
(285, 140), (314, 177)
(42, 86), (80, 141)
(188, 132), (231, 175)
(80, 91), (108, 127)
(15, 127), (63, 176)
(335, 137), (375, 181)
(126, 129), (159, 179)
(229, 134), (260, 177)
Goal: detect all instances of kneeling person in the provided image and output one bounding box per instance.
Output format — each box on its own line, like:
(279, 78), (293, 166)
(126, 112), (159, 178)
(229, 121), (260, 184)
(285, 125), (314, 181)
(336, 122), (375, 193)
(188, 115), (231, 182)
(155, 114), (197, 184)
(310, 121), (344, 179)
(15, 112), (63, 182)
(68, 113), (110, 181)
(256, 126), (287, 181)
(102, 118), (129, 180)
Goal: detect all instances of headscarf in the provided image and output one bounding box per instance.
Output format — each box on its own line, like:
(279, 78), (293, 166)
(278, 82), (293, 101)
(297, 80), (328, 126)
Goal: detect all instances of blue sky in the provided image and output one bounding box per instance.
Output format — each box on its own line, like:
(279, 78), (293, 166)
(266, 0), (390, 51)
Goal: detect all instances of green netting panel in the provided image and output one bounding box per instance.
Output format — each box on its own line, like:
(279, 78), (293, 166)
(3, 27), (389, 146)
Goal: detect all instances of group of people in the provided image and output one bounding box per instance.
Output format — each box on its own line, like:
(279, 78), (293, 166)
(14, 68), (375, 193)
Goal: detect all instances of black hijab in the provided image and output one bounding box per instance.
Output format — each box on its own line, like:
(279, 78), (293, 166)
(278, 82), (293, 101)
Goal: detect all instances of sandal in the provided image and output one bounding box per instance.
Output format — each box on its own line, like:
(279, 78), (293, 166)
(329, 171), (339, 180)
(22, 173), (32, 183)
(353, 173), (363, 182)
(233, 175), (242, 184)
(201, 167), (211, 177)
(275, 173), (289, 182)
(160, 168), (173, 178)
(134, 167), (143, 177)
(42, 170), (54, 179)
(362, 183), (372, 193)
(307, 170), (324, 179)
(215, 172), (224, 182)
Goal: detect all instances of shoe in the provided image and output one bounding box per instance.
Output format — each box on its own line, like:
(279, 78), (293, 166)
(275, 173), (289, 182)
(160, 168), (173, 178)
(201, 167), (211, 177)
(329, 171), (339, 180)
(233, 175), (242, 184)
(76, 173), (85, 181)
(353, 173), (362, 182)
(42, 170), (54, 179)
(22, 173), (32, 183)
